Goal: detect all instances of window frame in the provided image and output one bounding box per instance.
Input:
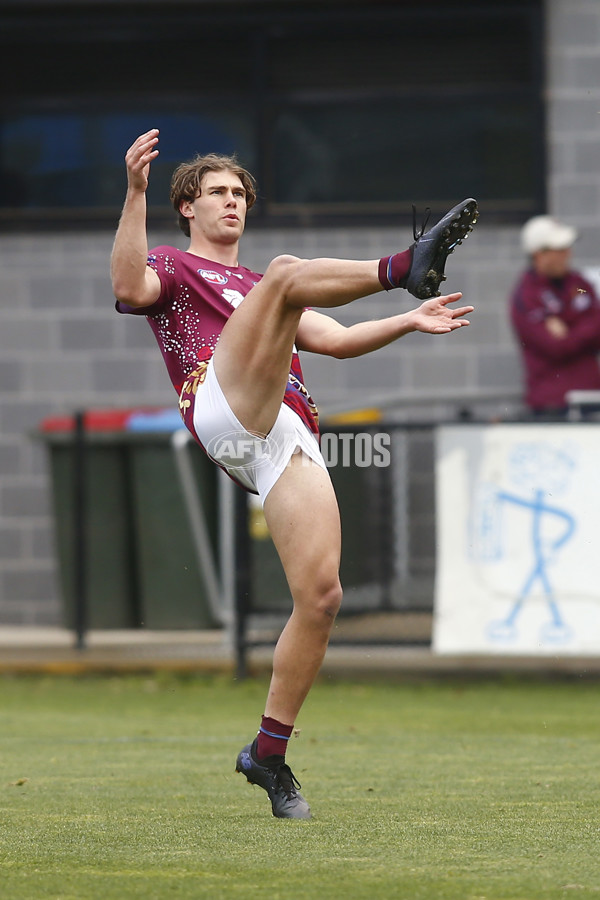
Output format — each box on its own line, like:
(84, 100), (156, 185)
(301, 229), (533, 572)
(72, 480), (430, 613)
(0, 0), (546, 231)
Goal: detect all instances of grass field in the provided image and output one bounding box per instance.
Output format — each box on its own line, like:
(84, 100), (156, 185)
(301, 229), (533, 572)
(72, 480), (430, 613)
(1, 672), (599, 900)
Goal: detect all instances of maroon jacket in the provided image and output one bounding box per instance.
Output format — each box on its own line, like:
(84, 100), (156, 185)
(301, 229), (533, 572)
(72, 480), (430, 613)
(510, 268), (600, 411)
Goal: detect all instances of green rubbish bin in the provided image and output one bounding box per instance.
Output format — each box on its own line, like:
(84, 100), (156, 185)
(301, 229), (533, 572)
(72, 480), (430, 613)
(129, 437), (219, 629)
(45, 432), (138, 629)
(39, 411), (220, 630)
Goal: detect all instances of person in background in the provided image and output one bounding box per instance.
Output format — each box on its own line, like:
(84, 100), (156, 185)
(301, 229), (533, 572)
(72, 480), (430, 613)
(511, 214), (600, 417)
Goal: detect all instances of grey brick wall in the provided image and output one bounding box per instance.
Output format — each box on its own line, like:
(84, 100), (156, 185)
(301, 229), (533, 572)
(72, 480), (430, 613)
(1, 0), (599, 625)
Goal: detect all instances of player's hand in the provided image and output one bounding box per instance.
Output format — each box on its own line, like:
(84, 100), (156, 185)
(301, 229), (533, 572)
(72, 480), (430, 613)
(410, 292), (474, 334)
(125, 129), (160, 193)
(545, 316), (569, 339)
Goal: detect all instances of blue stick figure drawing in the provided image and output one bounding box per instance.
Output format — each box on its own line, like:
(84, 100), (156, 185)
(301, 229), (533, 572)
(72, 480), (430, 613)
(483, 442), (576, 644)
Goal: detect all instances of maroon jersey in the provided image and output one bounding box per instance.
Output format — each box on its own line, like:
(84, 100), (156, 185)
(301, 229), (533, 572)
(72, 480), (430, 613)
(510, 267), (600, 411)
(116, 246), (319, 435)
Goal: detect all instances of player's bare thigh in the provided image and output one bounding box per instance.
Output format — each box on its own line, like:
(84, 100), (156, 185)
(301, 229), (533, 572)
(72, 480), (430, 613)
(213, 255), (305, 436)
(263, 452), (342, 602)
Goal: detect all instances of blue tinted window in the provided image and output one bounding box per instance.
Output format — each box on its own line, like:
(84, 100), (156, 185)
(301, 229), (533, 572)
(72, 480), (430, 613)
(1, 110), (254, 209)
(0, 1), (544, 226)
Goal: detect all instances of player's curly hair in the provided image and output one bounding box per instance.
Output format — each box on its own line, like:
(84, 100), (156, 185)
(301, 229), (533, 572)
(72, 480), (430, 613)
(169, 153), (257, 237)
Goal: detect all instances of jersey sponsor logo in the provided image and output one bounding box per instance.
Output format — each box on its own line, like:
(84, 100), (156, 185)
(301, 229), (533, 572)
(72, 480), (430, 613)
(198, 269), (228, 285)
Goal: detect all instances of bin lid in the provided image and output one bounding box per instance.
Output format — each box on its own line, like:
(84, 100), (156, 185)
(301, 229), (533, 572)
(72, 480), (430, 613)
(39, 408), (171, 433)
(126, 408), (185, 433)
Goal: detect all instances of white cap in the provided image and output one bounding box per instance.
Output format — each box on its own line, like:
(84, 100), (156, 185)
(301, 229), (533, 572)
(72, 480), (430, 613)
(521, 215), (577, 254)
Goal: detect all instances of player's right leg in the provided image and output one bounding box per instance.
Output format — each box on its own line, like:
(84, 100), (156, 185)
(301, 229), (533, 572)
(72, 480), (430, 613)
(214, 198), (478, 437)
(378, 198), (479, 299)
(212, 252), (385, 440)
(271, 198), (479, 307)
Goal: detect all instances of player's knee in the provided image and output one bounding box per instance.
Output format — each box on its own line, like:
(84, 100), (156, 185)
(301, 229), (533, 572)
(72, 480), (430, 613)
(314, 578), (343, 622)
(262, 254), (302, 296)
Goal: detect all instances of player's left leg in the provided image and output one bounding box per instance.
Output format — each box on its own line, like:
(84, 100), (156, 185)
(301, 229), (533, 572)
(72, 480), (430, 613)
(261, 453), (342, 724)
(235, 452), (342, 819)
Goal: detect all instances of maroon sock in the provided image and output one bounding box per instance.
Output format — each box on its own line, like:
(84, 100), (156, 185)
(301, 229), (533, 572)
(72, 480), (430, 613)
(378, 247), (413, 291)
(255, 715), (294, 761)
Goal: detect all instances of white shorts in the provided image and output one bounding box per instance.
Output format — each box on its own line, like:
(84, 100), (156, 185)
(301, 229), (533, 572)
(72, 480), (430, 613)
(192, 361), (327, 503)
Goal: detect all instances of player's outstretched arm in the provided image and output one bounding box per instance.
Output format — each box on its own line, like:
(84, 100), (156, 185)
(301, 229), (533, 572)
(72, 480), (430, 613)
(296, 293), (473, 359)
(110, 129), (162, 308)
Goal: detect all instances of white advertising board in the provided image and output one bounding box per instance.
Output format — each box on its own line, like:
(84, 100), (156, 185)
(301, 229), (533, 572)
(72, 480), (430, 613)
(433, 424), (600, 655)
